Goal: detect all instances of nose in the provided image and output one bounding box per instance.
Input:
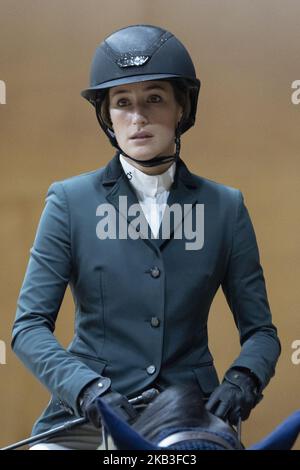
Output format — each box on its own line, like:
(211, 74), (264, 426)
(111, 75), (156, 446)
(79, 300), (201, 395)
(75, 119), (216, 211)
(131, 105), (149, 126)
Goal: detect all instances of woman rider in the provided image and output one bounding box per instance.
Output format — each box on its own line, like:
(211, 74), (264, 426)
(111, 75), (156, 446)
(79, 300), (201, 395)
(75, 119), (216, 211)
(12, 24), (280, 450)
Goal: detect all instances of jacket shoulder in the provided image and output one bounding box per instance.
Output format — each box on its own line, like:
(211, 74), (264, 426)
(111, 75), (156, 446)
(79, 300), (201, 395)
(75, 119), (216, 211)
(190, 171), (242, 201)
(46, 166), (106, 195)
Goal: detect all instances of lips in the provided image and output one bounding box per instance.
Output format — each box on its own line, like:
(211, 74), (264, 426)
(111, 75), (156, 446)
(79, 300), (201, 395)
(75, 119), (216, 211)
(130, 131), (153, 139)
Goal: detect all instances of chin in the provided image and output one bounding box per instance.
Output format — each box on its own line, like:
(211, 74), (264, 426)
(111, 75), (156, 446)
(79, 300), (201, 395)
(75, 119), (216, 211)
(125, 143), (173, 161)
(126, 146), (158, 161)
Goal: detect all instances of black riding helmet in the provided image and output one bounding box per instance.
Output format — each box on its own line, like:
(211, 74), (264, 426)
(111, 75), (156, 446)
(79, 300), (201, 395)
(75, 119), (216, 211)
(81, 24), (201, 167)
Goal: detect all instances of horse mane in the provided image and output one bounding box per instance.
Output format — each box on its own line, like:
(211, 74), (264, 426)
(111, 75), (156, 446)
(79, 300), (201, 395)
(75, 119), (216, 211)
(130, 384), (243, 450)
(132, 384), (211, 442)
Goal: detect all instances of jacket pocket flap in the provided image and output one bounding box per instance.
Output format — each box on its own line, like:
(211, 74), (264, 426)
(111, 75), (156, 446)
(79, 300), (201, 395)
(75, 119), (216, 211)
(71, 352), (108, 375)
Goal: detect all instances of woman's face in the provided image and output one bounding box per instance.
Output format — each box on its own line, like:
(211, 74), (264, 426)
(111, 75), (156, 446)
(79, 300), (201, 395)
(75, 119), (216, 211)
(108, 80), (183, 164)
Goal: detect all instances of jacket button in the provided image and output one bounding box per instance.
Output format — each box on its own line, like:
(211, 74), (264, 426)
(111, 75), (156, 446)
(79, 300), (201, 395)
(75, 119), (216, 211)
(150, 267), (160, 278)
(151, 317), (160, 327)
(146, 365), (156, 375)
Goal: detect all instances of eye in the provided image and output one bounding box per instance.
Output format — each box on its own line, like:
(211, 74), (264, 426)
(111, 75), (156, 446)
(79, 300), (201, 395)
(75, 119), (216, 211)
(148, 94), (162, 103)
(116, 98), (129, 107)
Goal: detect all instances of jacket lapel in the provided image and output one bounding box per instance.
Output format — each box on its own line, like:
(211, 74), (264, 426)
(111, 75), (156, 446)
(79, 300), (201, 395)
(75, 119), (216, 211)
(153, 158), (198, 249)
(101, 152), (199, 252)
(102, 152), (153, 247)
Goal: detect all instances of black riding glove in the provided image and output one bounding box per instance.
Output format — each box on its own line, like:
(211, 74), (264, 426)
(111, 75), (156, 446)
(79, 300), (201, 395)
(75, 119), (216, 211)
(79, 378), (138, 428)
(205, 367), (263, 425)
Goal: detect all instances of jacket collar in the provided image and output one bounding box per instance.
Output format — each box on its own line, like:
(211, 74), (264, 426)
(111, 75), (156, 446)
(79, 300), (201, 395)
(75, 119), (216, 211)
(100, 152), (199, 251)
(119, 154), (176, 198)
(102, 151), (198, 190)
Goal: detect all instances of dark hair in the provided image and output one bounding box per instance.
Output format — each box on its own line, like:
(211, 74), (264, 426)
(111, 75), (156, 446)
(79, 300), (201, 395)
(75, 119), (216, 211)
(99, 79), (191, 131)
(169, 78), (191, 122)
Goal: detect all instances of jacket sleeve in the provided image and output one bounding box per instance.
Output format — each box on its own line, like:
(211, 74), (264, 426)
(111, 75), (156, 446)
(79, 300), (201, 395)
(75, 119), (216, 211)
(11, 182), (102, 416)
(221, 190), (281, 389)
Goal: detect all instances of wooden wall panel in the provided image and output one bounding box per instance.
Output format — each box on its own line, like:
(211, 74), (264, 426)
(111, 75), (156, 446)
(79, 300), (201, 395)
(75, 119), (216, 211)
(0, 0), (299, 449)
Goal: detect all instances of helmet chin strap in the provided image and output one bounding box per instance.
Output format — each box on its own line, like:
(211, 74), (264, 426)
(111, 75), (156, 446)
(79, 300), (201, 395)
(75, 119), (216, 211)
(95, 100), (181, 168)
(118, 126), (181, 168)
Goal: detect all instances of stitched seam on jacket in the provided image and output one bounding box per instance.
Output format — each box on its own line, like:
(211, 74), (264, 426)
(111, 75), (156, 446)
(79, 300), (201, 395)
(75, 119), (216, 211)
(58, 181), (74, 272)
(224, 189), (242, 308)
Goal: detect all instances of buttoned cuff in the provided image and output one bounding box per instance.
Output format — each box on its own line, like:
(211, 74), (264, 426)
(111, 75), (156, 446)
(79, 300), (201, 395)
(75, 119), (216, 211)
(78, 376), (112, 414)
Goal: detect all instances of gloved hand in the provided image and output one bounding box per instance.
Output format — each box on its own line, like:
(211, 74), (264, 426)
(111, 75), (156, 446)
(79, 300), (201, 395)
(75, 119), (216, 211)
(205, 367), (263, 425)
(79, 378), (138, 428)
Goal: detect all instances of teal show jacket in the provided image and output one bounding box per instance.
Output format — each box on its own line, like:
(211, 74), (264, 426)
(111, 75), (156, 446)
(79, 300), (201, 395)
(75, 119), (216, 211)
(11, 152), (280, 435)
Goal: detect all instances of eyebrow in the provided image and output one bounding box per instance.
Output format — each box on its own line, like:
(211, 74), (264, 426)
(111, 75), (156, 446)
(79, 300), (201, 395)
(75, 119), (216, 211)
(110, 84), (167, 98)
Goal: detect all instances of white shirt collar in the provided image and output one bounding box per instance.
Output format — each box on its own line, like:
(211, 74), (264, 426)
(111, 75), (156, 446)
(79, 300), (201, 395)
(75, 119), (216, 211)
(119, 154), (176, 198)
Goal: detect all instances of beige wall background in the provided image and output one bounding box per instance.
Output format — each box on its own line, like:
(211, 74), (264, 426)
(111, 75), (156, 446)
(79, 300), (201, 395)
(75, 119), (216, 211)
(0, 0), (299, 450)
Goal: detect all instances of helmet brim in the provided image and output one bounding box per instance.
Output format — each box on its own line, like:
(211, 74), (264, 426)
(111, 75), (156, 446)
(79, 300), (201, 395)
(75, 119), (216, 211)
(81, 73), (197, 102)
